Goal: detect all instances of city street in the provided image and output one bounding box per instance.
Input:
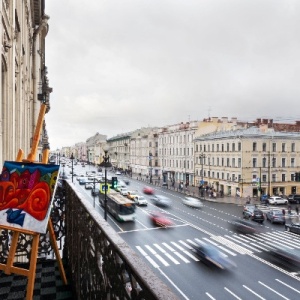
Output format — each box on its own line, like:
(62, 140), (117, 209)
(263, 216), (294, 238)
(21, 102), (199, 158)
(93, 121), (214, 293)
(67, 163), (300, 300)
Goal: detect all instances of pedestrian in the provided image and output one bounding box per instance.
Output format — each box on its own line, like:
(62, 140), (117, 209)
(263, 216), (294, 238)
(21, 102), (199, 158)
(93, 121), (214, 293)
(288, 205), (292, 215)
(296, 206), (299, 215)
(282, 208), (285, 217)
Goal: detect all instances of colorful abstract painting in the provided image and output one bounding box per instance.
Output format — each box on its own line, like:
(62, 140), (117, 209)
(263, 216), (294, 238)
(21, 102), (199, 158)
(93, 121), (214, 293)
(0, 161), (60, 233)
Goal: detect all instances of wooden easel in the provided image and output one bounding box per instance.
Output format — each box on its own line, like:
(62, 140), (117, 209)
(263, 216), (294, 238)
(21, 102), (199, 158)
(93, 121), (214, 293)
(0, 103), (67, 300)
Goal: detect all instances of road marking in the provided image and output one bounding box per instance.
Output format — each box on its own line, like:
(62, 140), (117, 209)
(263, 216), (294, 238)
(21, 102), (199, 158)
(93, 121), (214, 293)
(144, 245), (169, 266)
(154, 244), (180, 265)
(258, 281), (290, 300)
(224, 287), (242, 299)
(243, 285), (266, 299)
(135, 246), (159, 268)
(205, 293), (216, 299)
(275, 279), (300, 294)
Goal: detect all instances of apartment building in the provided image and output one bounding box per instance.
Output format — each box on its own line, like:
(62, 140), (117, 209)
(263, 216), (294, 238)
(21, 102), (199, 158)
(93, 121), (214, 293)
(194, 126), (300, 198)
(158, 121), (199, 185)
(1, 1), (51, 164)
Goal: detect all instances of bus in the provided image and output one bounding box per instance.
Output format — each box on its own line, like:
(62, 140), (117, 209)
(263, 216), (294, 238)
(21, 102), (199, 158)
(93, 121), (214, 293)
(99, 190), (136, 222)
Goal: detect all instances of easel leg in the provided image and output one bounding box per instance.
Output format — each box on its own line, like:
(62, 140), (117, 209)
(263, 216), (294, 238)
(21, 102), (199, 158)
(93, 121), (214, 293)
(4, 232), (20, 274)
(26, 234), (40, 300)
(48, 219), (68, 284)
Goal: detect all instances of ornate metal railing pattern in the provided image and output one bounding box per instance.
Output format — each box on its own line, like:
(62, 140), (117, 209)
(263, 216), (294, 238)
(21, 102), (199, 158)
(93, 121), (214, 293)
(64, 181), (178, 300)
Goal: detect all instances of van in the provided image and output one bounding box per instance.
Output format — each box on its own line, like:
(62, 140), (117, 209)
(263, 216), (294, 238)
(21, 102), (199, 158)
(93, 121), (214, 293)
(288, 194), (300, 204)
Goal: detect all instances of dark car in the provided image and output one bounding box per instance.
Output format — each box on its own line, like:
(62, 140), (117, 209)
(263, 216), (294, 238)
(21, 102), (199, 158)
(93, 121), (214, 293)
(285, 222), (300, 234)
(228, 219), (258, 234)
(269, 246), (300, 268)
(287, 194), (300, 204)
(190, 241), (236, 270)
(91, 188), (100, 197)
(243, 204), (264, 223)
(266, 210), (285, 224)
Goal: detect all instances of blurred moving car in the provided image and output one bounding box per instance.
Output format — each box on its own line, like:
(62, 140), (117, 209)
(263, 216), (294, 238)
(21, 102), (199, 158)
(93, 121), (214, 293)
(269, 246), (300, 267)
(149, 212), (173, 227)
(228, 219), (258, 234)
(115, 171), (122, 175)
(150, 195), (172, 207)
(287, 194), (300, 204)
(243, 204), (264, 223)
(119, 188), (129, 196)
(85, 182), (93, 190)
(143, 186), (154, 195)
(133, 195), (148, 206)
(268, 196), (288, 205)
(285, 222), (300, 234)
(182, 197), (203, 208)
(190, 240), (236, 270)
(78, 177), (88, 185)
(127, 191), (139, 200)
(266, 209), (285, 224)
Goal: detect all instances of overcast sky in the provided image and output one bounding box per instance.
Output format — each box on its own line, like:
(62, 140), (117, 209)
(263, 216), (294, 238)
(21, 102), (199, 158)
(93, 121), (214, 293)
(45, 0), (300, 150)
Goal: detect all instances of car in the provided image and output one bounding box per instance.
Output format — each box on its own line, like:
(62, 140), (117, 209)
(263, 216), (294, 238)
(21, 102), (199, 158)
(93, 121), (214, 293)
(78, 178), (88, 185)
(182, 197), (203, 208)
(127, 191), (139, 200)
(228, 219), (258, 234)
(149, 212), (173, 227)
(243, 204), (264, 223)
(115, 171), (122, 175)
(266, 209), (285, 224)
(143, 186), (154, 195)
(287, 194), (300, 204)
(85, 182), (94, 190)
(91, 188), (100, 197)
(190, 240), (236, 270)
(285, 222), (300, 234)
(269, 246), (300, 268)
(133, 195), (148, 206)
(150, 195), (172, 207)
(268, 196), (288, 205)
(119, 188), (129, 196)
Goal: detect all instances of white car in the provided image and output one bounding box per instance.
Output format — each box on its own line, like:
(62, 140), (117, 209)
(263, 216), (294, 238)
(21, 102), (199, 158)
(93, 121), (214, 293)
(133, 195), (148, 206)
(115, 171), (122, 175)
(119, 188), (128, 196)
(268, 196), (288, 205)
(182, 197), (203, 208)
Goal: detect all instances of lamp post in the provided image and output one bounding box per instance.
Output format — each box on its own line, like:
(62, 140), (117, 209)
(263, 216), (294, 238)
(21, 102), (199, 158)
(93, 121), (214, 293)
(200, 153), (206, 198)
(99, 146), (112, 221)
(70, 153), (74, 183)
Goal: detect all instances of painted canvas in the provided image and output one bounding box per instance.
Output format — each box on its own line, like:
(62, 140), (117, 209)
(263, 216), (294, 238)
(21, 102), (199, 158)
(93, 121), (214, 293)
(0, 161), (60, 233)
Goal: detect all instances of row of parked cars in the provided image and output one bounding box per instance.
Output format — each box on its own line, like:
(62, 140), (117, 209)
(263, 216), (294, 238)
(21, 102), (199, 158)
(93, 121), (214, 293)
(261, 195), (300, 204)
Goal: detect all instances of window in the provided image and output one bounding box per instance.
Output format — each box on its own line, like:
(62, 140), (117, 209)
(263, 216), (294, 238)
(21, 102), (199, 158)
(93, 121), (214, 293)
(221, 157), (224, 166)
(291, 158), (295, 167)
(252, 158), (257, 168)
(217, 158), (219, 166)
(272, 174), (276, 182)
(226, 158), (229, 167)
(282, 143), (286, 152)
(272, 157), (276, 168)
(282, 174), (286, 182)
(262, 143), (267, 152)
(282, 158), (286, 168)
(212, 144), (215, 152)
(253, 142), (257, 151)
(291, 143), (295, 152)
(238, 142), (241, 151)
(227, 143), (229, 151)
(232, 174), (235, 182)
(262, 157), (267, 168)
(238, 158), (241, 167)
(272, 143), (276, 152)
(262, 175), (267, 182)
(221, 144), (224, 152)
(232, 158), (235, 167)
(232, 143), (235, 152)
(217, 144), (219, 152)
(222, 172), (224, 179)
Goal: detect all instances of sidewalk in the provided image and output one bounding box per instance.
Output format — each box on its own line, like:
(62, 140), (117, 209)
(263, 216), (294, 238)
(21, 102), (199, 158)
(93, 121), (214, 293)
(131, 174), (258, 206)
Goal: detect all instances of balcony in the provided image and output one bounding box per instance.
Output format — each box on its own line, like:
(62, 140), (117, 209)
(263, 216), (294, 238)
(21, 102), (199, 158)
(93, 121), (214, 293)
(0, 181), (178, 299)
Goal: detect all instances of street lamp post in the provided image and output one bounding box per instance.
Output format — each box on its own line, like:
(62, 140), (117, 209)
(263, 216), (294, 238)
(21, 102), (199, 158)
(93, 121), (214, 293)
(70, 153), (74, 183)
(99, 146), (112, 221)
(200, 153), (206, 198)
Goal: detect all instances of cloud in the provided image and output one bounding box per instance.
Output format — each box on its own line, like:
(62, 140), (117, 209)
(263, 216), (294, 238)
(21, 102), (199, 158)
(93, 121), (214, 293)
(45, 0), (300, 149)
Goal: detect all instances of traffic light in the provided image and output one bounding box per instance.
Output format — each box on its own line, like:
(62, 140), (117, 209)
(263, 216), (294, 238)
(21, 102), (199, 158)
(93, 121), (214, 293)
(111, 177), (118, 189)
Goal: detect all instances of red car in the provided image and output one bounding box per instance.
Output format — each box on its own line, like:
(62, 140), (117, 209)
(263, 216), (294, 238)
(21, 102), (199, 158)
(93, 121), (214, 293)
(149, 212), (173, 227)
(143, 186), (154, 195)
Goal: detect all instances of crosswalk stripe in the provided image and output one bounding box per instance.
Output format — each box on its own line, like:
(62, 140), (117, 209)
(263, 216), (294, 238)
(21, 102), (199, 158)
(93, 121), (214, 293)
(154, 244), (180, 265)
(163, 242), (190, 263)
(136, 246), (160, 268)
(224, 235), (261, 252)
(171, 242), (198, 261)
(145, 245), (169, 266)
(211, 236), (253, 255)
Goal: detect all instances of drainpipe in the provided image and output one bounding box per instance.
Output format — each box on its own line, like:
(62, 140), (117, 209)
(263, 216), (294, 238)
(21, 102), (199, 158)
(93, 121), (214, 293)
(32, 14), (49, 135)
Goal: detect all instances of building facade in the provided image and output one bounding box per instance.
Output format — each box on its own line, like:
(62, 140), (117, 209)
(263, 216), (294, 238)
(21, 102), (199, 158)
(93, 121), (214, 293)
(1, 0), (51, 164)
